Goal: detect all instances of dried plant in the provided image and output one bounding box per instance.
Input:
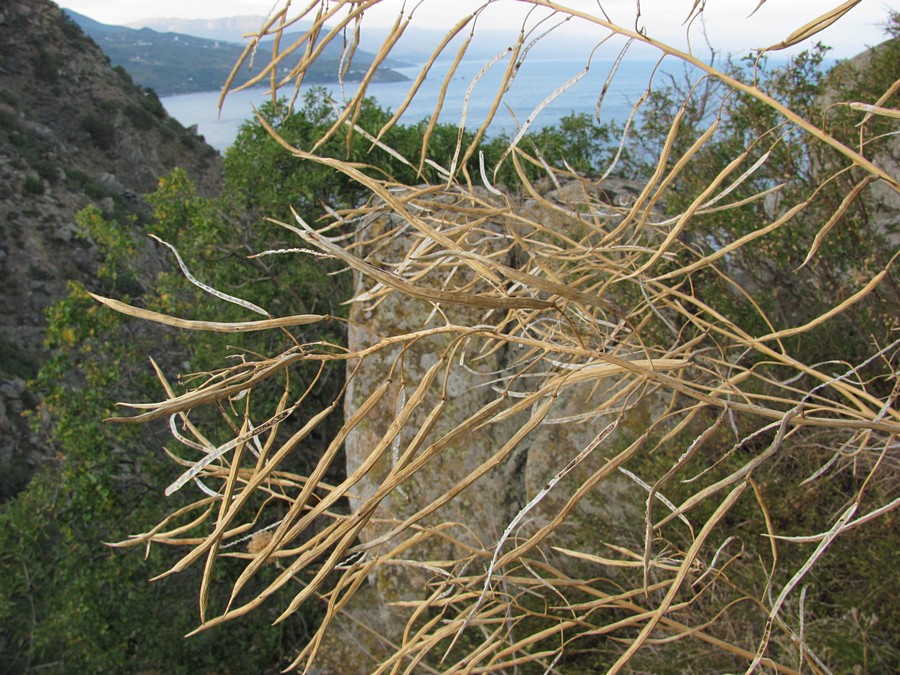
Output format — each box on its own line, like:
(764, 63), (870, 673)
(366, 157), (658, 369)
(100, 1), (897, 672)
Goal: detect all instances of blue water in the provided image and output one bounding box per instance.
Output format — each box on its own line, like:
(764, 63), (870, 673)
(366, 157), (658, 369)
(162, 57), (684, 152)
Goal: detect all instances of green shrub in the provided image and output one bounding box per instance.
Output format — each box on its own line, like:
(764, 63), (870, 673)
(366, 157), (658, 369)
(123, 102), (154, 130)
(22, 175), (44, 195)
(33, 47), (60, 83)
(140, 87), (167, 119)
(113, 64), (133, 85)
(64, 168), (109, 201)
(0, 89), (19, 108)
(80, 113), (115, 151)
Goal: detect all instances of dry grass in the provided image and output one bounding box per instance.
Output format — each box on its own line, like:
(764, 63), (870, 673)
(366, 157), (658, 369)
(102, 1), (897, 672)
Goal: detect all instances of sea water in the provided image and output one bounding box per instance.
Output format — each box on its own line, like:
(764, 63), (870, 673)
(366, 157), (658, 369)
(162, 57), (694, 153)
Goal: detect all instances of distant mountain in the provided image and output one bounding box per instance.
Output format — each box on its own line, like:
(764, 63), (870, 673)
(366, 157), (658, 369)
(63, 10), (408, 96)
(128, 15), (421, 64)
(127, 15), (289, 43)
(125, 14), (610, 64)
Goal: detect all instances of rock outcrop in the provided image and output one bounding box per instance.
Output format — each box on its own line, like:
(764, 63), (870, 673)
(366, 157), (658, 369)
(319, 177), (662, 671)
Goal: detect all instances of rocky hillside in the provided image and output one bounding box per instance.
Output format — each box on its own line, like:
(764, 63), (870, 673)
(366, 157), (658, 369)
(0, 0), (223, 499)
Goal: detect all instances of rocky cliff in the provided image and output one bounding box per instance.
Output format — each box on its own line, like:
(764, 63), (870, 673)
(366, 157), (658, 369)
(0, 0), (223, 500)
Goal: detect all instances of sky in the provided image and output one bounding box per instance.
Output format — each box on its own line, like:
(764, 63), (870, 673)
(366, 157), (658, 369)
(54, 0), (893, 58)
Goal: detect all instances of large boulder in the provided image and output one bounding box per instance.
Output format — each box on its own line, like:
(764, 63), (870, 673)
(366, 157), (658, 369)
(317, 177), (664, 670)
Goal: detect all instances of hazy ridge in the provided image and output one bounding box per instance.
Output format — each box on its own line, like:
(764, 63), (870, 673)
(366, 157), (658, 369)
(64, 9), (409, 96)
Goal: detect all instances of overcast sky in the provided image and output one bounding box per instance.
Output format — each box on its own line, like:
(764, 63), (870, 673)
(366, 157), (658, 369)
(54, 0), (892, 57)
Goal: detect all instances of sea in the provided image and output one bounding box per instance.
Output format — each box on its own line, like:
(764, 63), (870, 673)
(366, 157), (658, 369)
(161, 57), (698, 153)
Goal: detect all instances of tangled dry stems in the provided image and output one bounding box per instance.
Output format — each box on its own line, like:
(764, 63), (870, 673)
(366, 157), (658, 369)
(101, 1), (897, 672)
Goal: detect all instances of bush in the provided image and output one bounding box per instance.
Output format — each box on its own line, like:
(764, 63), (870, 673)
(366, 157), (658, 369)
(22, 175), (44, 195)
(123, 102), (154, 130)
(80, 113), (115, 151)
(113, 64), (133, 85)
(140, 87), (167, 119)
(33, 47), (60, 83)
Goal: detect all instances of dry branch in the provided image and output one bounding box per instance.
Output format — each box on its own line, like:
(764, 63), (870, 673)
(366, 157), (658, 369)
(101, 1), (899, 671)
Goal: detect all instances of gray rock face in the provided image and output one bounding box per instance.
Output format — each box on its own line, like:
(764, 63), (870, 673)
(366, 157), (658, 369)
(323, 178), (661, 669)
(869, 139), (900, 247)
(0, 377), (53, 501)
